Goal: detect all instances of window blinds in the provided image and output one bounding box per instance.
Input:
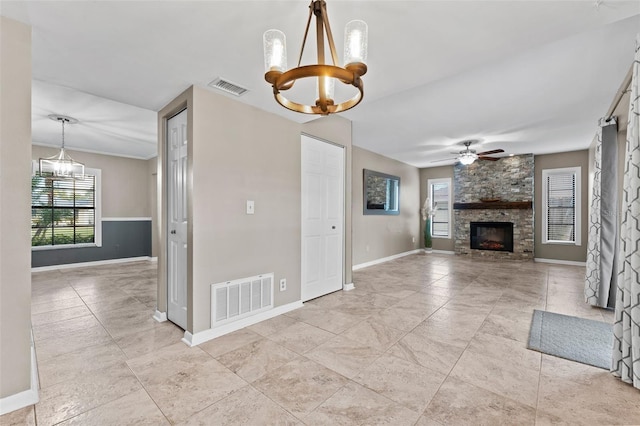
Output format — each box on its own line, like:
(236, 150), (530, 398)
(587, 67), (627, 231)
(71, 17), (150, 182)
(546, 172), (576, 242)
(31, 174), (96, 246)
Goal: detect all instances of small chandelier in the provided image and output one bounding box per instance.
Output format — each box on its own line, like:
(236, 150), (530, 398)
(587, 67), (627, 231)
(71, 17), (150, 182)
(263, 0), (368, 115)
(39, 114), (84, 178)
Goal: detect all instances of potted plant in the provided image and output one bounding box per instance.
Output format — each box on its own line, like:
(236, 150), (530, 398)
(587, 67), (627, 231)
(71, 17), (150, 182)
(421, 197), (437, 253)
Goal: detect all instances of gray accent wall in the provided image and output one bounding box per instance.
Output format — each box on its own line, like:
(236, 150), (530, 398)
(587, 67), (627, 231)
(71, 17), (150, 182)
(32, 220), (152, 267)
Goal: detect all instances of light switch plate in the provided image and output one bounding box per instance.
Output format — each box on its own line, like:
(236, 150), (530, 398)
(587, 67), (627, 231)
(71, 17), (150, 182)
(246, 200), (254, 214)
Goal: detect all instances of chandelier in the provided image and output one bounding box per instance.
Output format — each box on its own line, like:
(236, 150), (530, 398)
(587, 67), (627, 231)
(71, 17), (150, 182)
(39, 115), (84, 178)
(458, 151), (478, 165)
(263, 0), (368, 115)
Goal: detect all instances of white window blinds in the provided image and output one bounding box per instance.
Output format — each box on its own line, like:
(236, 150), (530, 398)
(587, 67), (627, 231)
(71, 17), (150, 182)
(542, 167), (581, 245)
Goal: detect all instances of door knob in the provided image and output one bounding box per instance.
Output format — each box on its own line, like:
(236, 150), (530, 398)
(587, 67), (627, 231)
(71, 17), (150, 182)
(170, 230), (176, 234)
(331, 226), (336, 229)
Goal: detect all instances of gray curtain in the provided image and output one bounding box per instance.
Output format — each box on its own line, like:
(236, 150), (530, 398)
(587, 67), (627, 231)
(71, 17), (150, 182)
(612, 34), (640, 389)
(585, 118), (618, 308)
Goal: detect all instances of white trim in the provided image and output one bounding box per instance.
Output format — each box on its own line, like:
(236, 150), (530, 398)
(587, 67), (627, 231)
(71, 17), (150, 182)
(31, 256), (154, 272)
(352, 249), (422, 271)
(431, 249), (455, 255)
(153, 310), (168, 322)
(427, 177), (452, 239)
(541, 166), (581, 246)
(343, 282), (355, 291)
(0, 332), (39, 415)
(149, 257), (158, 262)
(534, 258), (586, 267)
(182, 300), (304, 347)
(102, 217), (152, 221)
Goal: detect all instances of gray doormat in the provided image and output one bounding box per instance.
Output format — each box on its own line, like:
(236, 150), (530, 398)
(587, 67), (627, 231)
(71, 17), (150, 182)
(527, 310), (612, 370)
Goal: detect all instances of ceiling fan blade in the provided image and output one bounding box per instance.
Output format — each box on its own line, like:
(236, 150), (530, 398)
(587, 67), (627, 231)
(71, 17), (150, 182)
(478, 156), (500, 161)
(476, 149), (504, 156)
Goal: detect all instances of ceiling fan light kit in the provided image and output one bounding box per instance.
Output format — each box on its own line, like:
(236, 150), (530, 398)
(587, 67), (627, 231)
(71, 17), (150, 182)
(431, 140), (505, 165)
(263, 0), (368, 115)
(38, 114), (85, 178)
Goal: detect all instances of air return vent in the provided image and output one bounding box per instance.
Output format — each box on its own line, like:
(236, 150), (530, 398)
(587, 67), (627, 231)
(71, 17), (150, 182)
(208, 77), (248, 97)
(211, 273), (273, 327)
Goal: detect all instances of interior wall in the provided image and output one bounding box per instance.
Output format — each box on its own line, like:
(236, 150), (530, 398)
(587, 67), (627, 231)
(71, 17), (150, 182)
(534, 150), (589, 262)
(419, 165), (455, 252)
(30, 146), (152, 267)
(302, 116), (353, 284)
(189, 87), (303, 334)
(0, 16), (33, 403)
(148, 157), (158, 258)
(352, 146), (420, 265)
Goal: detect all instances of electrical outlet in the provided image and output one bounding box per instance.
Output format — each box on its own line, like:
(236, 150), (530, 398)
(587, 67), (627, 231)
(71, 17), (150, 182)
(279, 278), (286, 291)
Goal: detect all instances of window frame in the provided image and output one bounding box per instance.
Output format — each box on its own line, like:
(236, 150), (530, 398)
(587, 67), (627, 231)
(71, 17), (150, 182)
(427, 177), (452, 239)
(542, 166), (581, 246)
(31, 162), (102, 250)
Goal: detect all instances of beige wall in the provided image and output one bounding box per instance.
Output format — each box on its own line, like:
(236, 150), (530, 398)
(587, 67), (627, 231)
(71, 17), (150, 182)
(32, 146), (151, 218)
(0, 16), (33, 401)
(157, 88), (356, 334)
(419, 165), (455, 252)
(148, 157), (158, 257)
(189, 87), (304, 333)
(352, 147), (420, 265)
(534, 150), (589, 262)
(302, 116), (353, 284)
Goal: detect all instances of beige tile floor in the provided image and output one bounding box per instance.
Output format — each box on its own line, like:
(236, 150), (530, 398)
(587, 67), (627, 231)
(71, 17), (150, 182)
(3, 254), (639, 425)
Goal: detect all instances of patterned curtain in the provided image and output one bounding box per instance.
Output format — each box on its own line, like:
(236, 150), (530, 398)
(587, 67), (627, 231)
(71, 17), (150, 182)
(612, 34), (640, 389)
(585, 123), (603, 304)
(585, 118), (618, 308)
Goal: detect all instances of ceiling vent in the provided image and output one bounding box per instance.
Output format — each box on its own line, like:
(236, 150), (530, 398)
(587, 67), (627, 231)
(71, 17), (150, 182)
(208, 78), (248, 97)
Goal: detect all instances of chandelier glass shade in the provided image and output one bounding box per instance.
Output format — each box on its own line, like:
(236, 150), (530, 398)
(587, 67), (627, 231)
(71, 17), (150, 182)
(458, 152), (478, 165)
(263, 0), (368, 115)
(39, 115), (84, 178)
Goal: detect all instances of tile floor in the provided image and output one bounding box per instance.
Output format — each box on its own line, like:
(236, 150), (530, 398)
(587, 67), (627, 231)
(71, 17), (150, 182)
(3, 254), (639, 425)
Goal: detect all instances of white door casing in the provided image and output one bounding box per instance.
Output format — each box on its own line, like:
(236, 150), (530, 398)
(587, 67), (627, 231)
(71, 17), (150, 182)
(167, 109), (188, 329)
(301, 135), (345, 302)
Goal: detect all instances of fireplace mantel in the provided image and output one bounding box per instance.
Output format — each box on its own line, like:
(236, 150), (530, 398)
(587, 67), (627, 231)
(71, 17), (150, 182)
(453, 201), (532, 210)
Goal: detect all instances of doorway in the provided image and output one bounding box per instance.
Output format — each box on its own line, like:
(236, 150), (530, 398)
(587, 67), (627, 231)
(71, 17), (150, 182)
(301, 135), (345, 301)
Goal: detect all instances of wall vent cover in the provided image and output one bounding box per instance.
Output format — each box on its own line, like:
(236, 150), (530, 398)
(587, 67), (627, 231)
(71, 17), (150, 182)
(208, 77), (248, 97)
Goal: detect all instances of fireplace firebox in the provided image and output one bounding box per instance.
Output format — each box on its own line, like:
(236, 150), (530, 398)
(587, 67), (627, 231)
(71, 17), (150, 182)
(470, 222), (514, 252)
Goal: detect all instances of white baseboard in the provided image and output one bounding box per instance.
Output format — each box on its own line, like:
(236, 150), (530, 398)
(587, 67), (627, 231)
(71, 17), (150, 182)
(182, 300), (304, 347)
(534, 258), (586, 267)
(352, 249), (422, 271)
(31, 256), (155, 272)
(153, 310), (167, 322)
(0, 332), (39, 415)
(343, 282), (355, 291)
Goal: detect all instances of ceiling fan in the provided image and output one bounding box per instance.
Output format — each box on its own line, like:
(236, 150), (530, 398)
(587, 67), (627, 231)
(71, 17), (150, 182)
(431, 140), (505, 165)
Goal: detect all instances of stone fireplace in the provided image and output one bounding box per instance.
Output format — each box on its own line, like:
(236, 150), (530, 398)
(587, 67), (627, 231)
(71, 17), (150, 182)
(453, 155), (534, 260)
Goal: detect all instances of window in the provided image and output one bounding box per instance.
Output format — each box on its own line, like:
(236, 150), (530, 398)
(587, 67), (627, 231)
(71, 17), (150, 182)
(542, 167), (581, 245)
(428, 178), (452, 238)
(31, 166), (102, 249)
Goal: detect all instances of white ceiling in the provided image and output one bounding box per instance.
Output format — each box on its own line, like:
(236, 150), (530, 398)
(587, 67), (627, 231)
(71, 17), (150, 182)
(2, 1), (639, 166)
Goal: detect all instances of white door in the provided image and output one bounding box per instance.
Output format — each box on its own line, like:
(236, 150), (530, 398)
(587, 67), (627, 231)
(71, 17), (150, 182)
(167, 109), (188, 329)
(301, 135), (345, 301)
